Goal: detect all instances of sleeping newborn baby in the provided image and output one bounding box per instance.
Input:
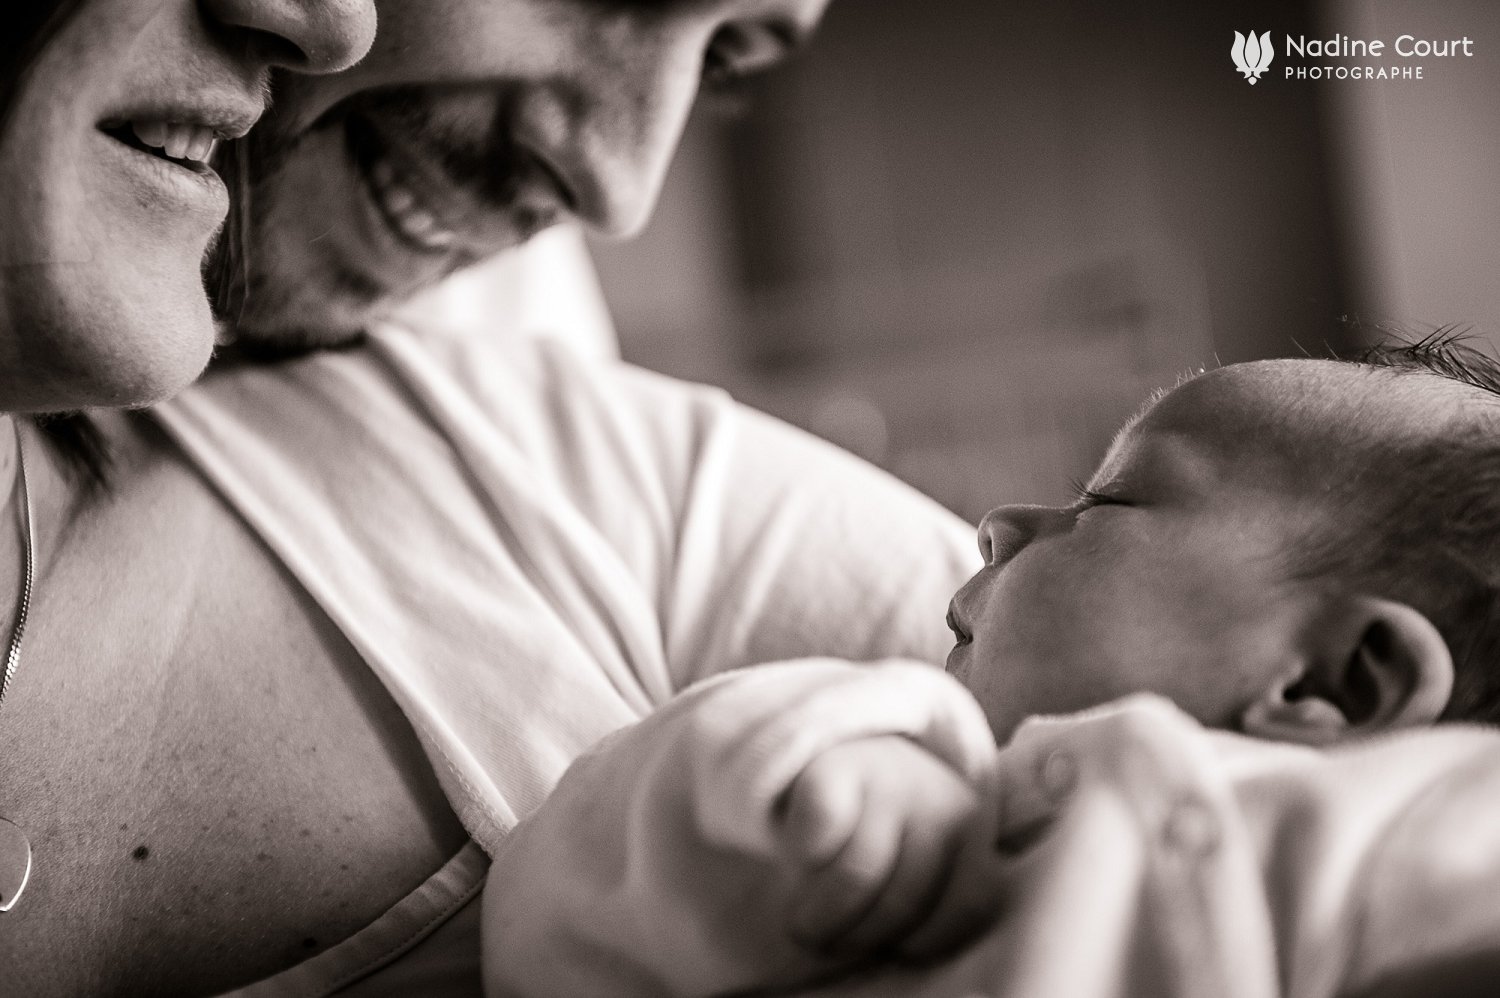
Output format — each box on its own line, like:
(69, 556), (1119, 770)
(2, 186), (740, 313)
(485, 342), (1500, 997)
(946, 343), (1492, 743)
(760, 345), (1494, 967)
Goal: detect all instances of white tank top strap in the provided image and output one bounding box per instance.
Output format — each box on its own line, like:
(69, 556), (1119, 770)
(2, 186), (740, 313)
(216, 839), (489, 998)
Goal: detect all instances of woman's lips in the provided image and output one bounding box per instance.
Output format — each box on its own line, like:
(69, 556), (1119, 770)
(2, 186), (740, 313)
(96, 125), (227, 217)
(102, 94), (261, 144)
(100, 122), (218, 174)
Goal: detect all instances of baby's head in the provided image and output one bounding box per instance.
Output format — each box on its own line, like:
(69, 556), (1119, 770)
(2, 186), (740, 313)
(947, 340), (1500, 744)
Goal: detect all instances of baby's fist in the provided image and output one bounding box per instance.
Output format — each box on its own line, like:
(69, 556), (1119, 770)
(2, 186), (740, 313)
(775, 735), (1003, 963)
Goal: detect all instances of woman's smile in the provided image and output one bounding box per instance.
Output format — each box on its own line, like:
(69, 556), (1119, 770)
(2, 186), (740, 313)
(94, 92), (265, 221)
(0, 0), (376, 412)
(95, 120), (229, 216)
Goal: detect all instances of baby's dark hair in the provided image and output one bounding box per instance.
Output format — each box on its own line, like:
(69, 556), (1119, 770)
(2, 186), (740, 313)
(1293, 329), (1500, 725)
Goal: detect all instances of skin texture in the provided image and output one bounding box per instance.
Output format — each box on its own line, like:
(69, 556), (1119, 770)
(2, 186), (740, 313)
(2, 8), (857, 992)
(0, 0), (376, 412)
(946, 360), (1460, 743)
(221, 0), (832, 352)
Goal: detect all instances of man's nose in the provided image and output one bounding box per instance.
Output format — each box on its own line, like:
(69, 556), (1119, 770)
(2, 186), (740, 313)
(203, 0), (378, 75)
(562, 34), (707, 239)
(977, 505), (1069, 565)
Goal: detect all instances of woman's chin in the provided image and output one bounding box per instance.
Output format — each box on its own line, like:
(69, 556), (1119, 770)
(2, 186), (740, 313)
(95, 315), (216, 409)
(11, 286), (218, 412)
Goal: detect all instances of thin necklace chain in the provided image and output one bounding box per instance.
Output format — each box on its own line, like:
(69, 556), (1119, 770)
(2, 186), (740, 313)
(0, 425), (33, 708)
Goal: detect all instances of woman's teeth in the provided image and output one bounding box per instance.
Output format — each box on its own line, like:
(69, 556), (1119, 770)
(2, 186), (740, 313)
(130, 121), (218, 164)
(368, 158), (458, 252)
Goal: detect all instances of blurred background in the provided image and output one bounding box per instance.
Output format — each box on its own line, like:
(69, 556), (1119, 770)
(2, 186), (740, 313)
(403, 0), (1499, 523)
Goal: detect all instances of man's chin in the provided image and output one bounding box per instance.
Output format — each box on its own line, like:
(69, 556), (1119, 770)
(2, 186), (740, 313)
(218, 271), (387, 362)
(205, 114), (399, 360)
(218, 323), (370, 364)
(206, 99), (531, 361)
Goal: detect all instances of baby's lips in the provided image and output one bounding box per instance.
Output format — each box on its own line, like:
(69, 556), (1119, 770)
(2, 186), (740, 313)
(946, 602), (973, 645)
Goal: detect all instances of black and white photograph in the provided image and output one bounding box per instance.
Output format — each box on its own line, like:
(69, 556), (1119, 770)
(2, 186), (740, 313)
(2, 0), (1498, 995)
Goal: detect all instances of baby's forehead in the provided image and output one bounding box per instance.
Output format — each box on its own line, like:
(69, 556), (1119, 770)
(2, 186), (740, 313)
(1102, 360), (1458, 484)
(1137, 359), (1457, 440)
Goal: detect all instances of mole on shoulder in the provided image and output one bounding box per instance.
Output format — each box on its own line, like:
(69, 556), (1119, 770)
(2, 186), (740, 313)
(132, 845), (150, 861)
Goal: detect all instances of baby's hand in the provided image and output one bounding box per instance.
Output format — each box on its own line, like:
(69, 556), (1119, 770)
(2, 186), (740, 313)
(774, 735), (1004, 964)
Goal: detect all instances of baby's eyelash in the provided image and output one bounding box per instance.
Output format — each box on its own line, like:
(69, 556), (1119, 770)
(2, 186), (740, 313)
(1069, 480), (1128, 508)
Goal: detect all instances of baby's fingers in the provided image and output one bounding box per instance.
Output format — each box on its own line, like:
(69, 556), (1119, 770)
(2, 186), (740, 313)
(785, 793), (904, 950)
(779, 754), (866, 869)
(894, 820), (1007, 962)
(813, 799), (971, 958)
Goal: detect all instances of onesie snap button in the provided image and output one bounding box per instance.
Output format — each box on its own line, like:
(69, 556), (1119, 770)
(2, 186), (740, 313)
(1161, 796), (1219, 857)
(1038, 749), (1077, 799)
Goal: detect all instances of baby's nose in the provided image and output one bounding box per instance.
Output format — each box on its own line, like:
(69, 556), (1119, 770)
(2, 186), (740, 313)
(978, 504), (1065, 564)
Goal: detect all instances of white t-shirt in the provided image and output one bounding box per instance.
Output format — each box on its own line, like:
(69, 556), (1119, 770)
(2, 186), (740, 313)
(156, 320), (979, 856)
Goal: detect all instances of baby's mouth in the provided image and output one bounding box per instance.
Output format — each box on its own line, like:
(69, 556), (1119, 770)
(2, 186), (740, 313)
(946, 604), (972, 646)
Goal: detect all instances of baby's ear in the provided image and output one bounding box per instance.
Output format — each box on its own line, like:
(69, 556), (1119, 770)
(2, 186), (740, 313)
(1240, 598), (1453, 744)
